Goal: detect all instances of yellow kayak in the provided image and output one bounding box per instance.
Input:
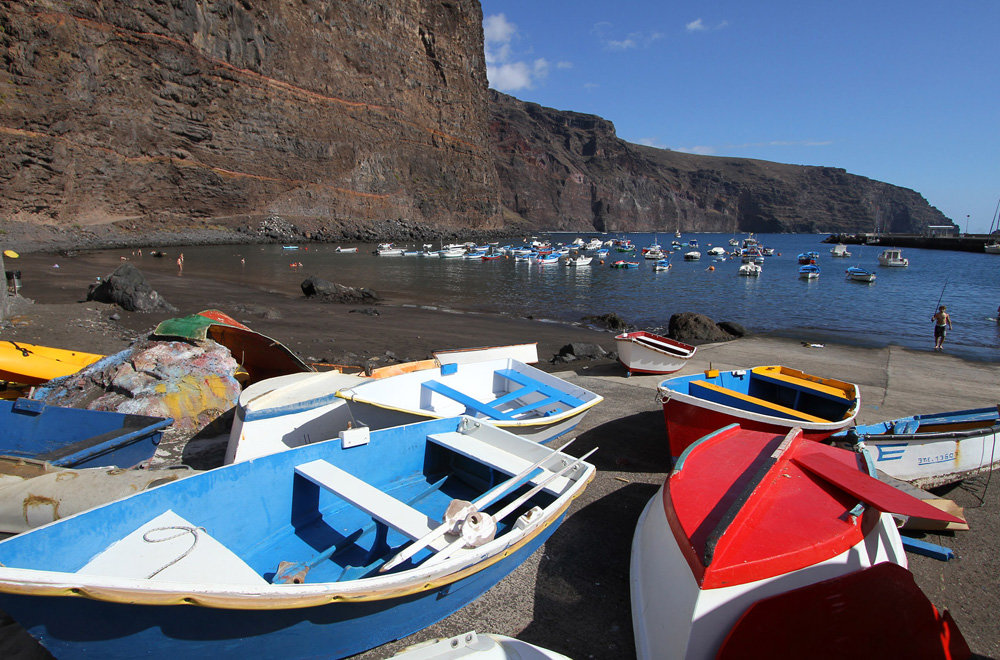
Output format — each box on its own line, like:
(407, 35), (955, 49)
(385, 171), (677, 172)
(0, 341), (105, 386)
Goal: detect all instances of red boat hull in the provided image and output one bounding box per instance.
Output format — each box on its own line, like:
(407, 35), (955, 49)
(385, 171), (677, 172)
(662, 398), (844, 458)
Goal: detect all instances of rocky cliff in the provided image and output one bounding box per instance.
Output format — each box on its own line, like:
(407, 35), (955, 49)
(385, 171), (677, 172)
(0, 2), (951, 249)
(0, 1), (501, 240)
(489, 91), (951, 234)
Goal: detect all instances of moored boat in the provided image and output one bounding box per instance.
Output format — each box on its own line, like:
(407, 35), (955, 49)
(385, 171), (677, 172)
(683, 251), (701, 261)
(737, 262), (761, 277)
(845, 266), (876, 282)
(877, 248), (909, 267)
(0, 415), (595, 659)
(797, 251), (819, 264)
(614, 331), (696, 376)
(566, 255), (592, 266)
(830, 243), (852, 257)
(630, 424), (967, 660)
(832, 406), (1000, 488)
(653, 259), (671, 272)
(798, 263), (820, 279)
(336, 359), (602, 444)
(0, 341), (105, 386)
(610, 260), (639, 269)
(0, 397), (172, 469)
(335, 246), (358, 253)
(656, 365), (859, 457)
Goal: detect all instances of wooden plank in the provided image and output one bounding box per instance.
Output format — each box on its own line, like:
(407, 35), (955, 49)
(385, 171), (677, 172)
(427, 431), (568, 495)
(690, 380), (829, 423)
(901, 536), (955, 561)
(294, 459), (447, 549)
(751, 369), (852, 401)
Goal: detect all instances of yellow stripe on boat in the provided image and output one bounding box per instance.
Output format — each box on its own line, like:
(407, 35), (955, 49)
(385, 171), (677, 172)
(691, 380), (830, 423)
(751, 366), (854, 401)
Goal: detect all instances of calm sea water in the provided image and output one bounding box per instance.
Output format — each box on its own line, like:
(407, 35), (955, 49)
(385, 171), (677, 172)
(125, 232), (1000, 361)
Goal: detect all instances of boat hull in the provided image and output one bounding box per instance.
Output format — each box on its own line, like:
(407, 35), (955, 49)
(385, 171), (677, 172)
(630, 484), (905, 660)
(0, 342), (105, 386)
(614, 332), (695, 376)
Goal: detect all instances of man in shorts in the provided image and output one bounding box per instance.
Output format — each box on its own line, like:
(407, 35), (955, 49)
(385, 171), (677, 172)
(932, 305), (952, 351)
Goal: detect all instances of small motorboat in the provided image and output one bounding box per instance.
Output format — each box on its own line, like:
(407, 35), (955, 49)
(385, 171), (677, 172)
(566, 255), (592, 266)
(798, 263), (820, 279)
(610, 260), (639, 269)
(683, 251), (701, 261)
(377, 246), (405, 256)
(614, 331), (696, 376)
(830, 243), (852, 257)
(797, 251), (819, 264)
(846, 266), (876, 282)
(335, 246), (358, 253)
(656, 365), (860, 458)
(653, 259), (671, 272)
(877, 248), (909, 267)
(336, 359), (602, 445)
(985, 243), (1000, 254)
(630, 424), (966, 659)
(737, 262), (761, 277)
(832, 406), (1000, 488)
(0, 416), (596, 659)
(707, 247), (726, 257)
(0, 397), (171, 469)
(0, 341), (105, 386)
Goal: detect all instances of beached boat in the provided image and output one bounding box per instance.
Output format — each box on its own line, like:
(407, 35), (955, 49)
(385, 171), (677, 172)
(830, 243), (852, 257)
(614, 331), (696, 376)
(832, 406), (1000, 488)
(610, 260), (639, 269)
(798, 263), (820, 279)
(391, 630), (570, 659)
(0, 397), (171, 469)
(630, 424), (967, 660)
(878, 248), (909, 267)
(737, 262), (761, 277)
(153, 310), (313, 385)
(0, 415), (595, 659)
(846, 265), (876, 282)
(434, 343), (539, 366)
(656, 365), (860, 457)
(0, 341), (105, 386)
(683, 251), (701, 261)
(337, 359), (602, 445)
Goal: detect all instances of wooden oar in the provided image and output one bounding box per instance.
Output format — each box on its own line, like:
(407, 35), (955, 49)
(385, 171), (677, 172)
(421, 446), (598, 569)
(379, 438), (577, 573)
(793, 452), (965, 524)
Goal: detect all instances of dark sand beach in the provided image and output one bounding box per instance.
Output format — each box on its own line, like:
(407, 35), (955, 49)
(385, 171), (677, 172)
(1, 247), (998, 658)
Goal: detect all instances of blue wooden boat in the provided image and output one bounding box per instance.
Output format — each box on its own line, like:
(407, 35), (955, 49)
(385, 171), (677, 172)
(798, 264), (820, 279)
(0, 416), (595, 659)
(0, 398), (172, 469)
(832, 406), (1000, 487)
(845, 266), (876, 283)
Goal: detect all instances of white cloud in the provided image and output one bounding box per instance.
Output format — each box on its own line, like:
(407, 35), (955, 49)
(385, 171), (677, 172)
(676, 145), (717, 155)
(673, 140), (832, 154)
(557, 61), (573, 69)
(484, 14), (552, 91)
(593, 23), (663, 51)
(607, 38), (637, 50)
(685, 18), (706, 32)
(637, 138), (668, 149)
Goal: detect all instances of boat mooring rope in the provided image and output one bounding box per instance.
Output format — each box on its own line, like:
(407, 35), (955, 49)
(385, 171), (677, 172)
(142, 525), (205, 579)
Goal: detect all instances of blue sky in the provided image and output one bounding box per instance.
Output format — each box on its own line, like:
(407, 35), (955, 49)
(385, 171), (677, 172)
(480, 1), (999, 233)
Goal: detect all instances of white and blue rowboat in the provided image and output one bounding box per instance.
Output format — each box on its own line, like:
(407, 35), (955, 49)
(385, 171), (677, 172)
(0, 416), (596, 659)
(534, 254), (561, 265)
(832, 406), (1000, 488)
(391, 630), (571, 659)
(845, 266), (876, 283)
(337, 359), (602, 445)
(798, 263), (820, 279)
(224, 369), (369, 464)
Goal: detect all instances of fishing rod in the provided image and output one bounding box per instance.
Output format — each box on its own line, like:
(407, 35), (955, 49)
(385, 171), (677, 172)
(934, 278), (950, 312)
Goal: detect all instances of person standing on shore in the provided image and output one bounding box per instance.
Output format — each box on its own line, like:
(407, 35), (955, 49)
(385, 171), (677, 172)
(932, 305), (952, 350)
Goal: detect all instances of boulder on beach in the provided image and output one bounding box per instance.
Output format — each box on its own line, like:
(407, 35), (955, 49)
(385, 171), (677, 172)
(582, 312), (631, 332)
(301, 276), (380, 304)
(86, 262), (176, 312)
(33, 336), (242, 441)
(668, 312), (740, 344)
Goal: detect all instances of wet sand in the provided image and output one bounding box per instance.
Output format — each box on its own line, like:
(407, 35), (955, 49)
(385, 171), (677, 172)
(1, 250), (998, 658)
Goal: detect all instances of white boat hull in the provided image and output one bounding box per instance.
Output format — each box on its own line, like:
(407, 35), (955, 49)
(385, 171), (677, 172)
(614, 333), (695, 375)
(629, 486), (906, 660)
(864, 427), (1000, 488)
(434, 344), (539, 366)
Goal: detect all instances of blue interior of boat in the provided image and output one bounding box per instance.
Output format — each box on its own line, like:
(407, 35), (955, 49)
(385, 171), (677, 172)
(0, 418), (554, 586)
(421, 368), (586, 421)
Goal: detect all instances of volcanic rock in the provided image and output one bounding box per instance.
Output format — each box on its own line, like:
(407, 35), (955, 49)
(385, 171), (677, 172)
(86, 263), (176, 313)
(301, 276), (379, 303)
(668, 312), (739, 344)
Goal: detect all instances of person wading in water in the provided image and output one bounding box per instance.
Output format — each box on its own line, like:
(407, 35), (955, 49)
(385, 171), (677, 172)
(932, 305), (952, 351)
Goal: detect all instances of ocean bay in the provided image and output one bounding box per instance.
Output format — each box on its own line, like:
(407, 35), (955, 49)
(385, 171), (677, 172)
(86, 232), (999, 361)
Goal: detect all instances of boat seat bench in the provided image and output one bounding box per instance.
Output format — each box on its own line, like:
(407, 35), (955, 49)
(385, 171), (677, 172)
(427, 431), (568, 495)
(294, 459), (448, 550)
(689, 380), (830, 423)
(421, 369), (585, 420)
(631, 335), (693, 357)
(750, 371), (853, 403)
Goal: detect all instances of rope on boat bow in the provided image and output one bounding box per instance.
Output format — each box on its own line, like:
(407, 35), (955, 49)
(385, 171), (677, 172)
(142, 525), (205, 579)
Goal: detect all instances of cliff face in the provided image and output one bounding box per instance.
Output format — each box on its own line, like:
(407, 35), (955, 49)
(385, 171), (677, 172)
(489, 91), (951, 234)
(0, 1), (501, 234)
